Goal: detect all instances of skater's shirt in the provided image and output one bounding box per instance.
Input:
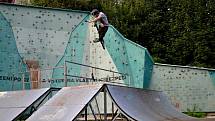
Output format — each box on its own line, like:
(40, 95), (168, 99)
(89, 12), (109, 27)
(97, 12), (109, 27)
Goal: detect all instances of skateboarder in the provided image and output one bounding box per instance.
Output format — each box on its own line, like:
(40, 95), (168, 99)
(87, 9), (109, 49)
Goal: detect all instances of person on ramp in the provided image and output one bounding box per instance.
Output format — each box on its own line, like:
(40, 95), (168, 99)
(88, 9), (109, 49)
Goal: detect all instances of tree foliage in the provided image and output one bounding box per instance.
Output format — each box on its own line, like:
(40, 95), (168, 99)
(30, 0), (215, 68)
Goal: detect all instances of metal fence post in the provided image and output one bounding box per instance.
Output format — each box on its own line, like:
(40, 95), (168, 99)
(85, 105), (88, 121)
(128, 75), (130, 87)
(64, 61), (68, 87)
(104, 88), (107, 121)
(22, 73), (25, 90)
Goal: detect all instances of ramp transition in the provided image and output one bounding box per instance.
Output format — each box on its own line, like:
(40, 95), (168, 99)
(106, 85), (215, 121)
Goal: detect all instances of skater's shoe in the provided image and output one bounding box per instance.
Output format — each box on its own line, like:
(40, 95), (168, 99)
(93, 38), (100, 43)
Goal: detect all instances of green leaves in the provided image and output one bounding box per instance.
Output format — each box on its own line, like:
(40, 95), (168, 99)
(184, 104), (206, 118)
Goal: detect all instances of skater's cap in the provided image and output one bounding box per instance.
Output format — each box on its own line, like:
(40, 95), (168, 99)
(91, 9), (99, 15)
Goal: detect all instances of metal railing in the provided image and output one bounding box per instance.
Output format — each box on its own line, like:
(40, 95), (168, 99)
(9, 60), (130, 90)
(65, 60), (130, 86)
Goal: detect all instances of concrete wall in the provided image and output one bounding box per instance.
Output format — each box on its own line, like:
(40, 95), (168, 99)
(150, 63), (215, 112)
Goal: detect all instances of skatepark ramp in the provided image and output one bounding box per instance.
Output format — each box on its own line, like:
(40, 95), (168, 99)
(0, 88), (59, 121)
(26, 84), (104, 121)
(26, 84), (214, 121)
(106, 85), (215, 121)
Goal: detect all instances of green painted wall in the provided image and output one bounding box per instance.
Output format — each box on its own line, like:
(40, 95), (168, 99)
(105, 26), (154, 88)
(0, 12), (30, 91)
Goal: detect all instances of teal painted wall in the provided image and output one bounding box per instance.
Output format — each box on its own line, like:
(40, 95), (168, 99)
(52, 15), (89, 87)
(0, 4), (89, 88)
(0, 12), (30, 91)
(105, 26), (154, 88)
(209, 71), (215, 86)
(143, 51), (154, 88)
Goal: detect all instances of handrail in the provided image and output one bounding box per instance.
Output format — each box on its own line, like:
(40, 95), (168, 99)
(66, 74), (93, 80)
(9, 60), (130, 90)
(65, 60), (128, 75)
